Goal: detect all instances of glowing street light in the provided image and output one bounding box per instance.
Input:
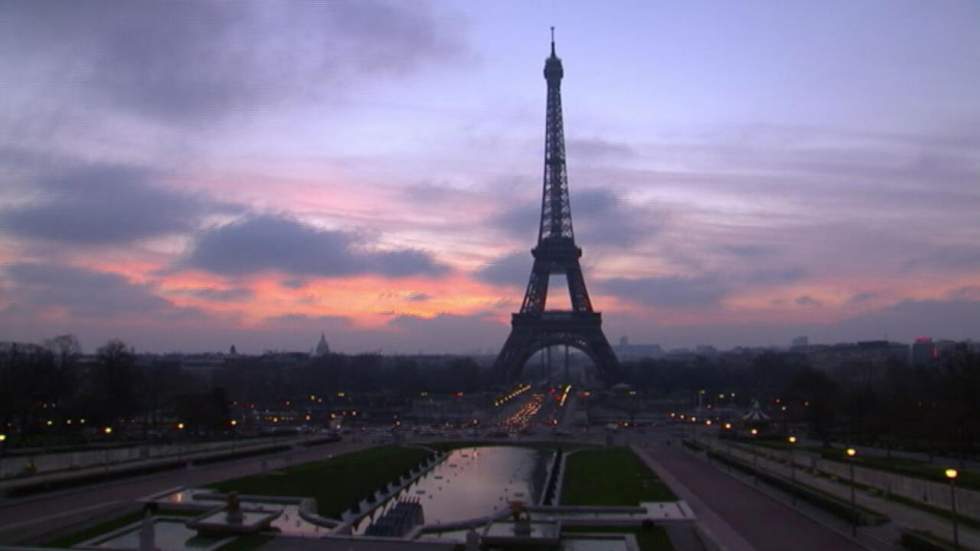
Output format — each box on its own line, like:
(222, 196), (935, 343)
(0, 434), (6, 442)
(946, 468), (960, 548)
(750, 428), (758, 436)
(103, 427), (113, 435)
(724, 422), (732, 430)
(846, 448), (858, 536)
(787, 435), (798, 505)
(177, 422), (185, 430)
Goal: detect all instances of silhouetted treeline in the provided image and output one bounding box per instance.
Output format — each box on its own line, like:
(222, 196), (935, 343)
(0, 337), (485, 441)
(621, 347), (980, 457)
(210, 354), (483, 405)
(2, 336), (977, 456)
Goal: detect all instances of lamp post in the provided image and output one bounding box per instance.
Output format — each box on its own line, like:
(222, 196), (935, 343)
(0, 433), (6, 479)
(788, 435), (798, 505)
(723, 423), (733, 463)
(946, 468), (959, 549)
(846, 447), (857, 537)
(751, 428), (759, 485)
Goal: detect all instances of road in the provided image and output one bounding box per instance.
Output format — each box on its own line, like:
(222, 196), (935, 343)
(634, 431), (869, 551)
(0, 438), (369, 543)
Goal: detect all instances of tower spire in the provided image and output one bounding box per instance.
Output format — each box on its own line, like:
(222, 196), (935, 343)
(550, 26), (555, 56)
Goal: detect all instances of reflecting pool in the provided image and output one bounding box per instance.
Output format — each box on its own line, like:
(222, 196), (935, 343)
(355, 446), (552, 533)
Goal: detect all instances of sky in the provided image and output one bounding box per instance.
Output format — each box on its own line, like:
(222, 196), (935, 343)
(1, 0), (979, 354)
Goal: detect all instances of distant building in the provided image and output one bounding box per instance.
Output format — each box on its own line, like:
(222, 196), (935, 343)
(805, 340), (909, 375)
(791, 336), (809, 349)
(912, 337), (937, 367)
(312, 333), (330, 357)
(614, 337), (664, 360)
(695, 345), (718, 357)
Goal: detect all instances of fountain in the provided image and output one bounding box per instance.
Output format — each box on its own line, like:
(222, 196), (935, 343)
(187, 492), (280, 536)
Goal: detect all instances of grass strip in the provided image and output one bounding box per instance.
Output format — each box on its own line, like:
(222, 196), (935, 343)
(208, 446), (430, 518)
(561, 447), (676, 506)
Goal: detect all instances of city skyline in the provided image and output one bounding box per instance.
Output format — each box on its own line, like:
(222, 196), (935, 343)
(2, 1), (980, 353)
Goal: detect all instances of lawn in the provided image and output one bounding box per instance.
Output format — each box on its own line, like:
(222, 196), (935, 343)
(564, 525), (674, 551)
(560, 447), (676, 506)
(208, 445), (431, 518)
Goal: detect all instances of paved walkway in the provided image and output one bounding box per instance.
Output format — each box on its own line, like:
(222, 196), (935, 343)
(0, 436), (308, 494)
(634, 435), (867, 551)
(721, 439), (980, 550)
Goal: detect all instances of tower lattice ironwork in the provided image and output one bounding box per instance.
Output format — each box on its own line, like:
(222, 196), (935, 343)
(493, 31), (620, 382)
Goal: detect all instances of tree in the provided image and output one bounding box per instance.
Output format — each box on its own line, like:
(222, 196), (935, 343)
(90, 339), (140, 426)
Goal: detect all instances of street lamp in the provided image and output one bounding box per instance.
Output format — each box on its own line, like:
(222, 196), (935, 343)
(787, 436), (798, 505)
(846, 447), (857, 536)
(946, 468), (959, 549)
(750, 428), (759, 484)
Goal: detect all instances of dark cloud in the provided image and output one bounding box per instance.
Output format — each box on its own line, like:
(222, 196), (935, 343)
(405, 292), (432, 302)
(1, 1), (466, 122)
(904, 246), (980, 271)
(0, 163), (232, 245)
(599, 276), (727, 308)
(476, 251), (531, 287)
(794, 295), (822, 307)
(566, 138), (635, 160)
(182, 215), (447, 278)
(2, 262), (186, 319)
(722, 245), (774, 258)
(745, 267), (807, 285)
(946, 286), (980, 301)
(493, 203), (540, 242)
(849, 291), (876, 304)
(490, 188), (663, 248)
(178, 287), (254, 302)
(280, 278), (308, 290)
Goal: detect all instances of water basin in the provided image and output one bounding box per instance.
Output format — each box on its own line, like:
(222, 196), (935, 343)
(356, 446), (552, 534)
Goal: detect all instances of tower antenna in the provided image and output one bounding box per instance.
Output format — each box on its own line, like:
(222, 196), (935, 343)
(550, 26), (555, 55)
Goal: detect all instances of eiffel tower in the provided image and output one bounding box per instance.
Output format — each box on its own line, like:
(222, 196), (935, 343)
(493, 30), (620, 382)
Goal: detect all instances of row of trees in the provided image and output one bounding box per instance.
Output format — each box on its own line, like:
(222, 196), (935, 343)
(620, 346), (980, 457)
(0, 336), (207, 440)
(4, 334), (977, 456)
(0, 337), (488, 443)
